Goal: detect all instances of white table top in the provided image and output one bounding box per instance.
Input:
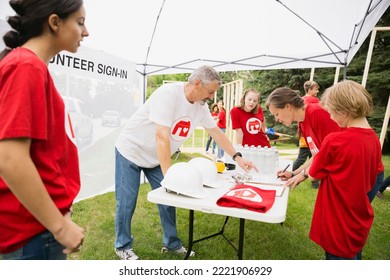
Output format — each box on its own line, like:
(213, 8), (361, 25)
(147, 159), (291, 224)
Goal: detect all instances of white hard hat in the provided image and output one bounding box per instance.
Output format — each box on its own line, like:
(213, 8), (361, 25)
(188, 157), (234, 189)
(161, 162), (209, 198)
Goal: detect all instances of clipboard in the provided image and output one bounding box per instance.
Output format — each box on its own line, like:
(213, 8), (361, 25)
(245, 182), (287, 197)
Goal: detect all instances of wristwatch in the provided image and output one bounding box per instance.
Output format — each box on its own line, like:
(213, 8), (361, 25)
(232, 152), (242, 161)
(301, 169), (308, 178)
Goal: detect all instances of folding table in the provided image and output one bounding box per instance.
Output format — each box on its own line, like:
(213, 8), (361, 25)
(147, 159), (291, 260)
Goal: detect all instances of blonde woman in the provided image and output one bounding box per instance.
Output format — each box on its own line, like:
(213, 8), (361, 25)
(230, 89), (270, 148)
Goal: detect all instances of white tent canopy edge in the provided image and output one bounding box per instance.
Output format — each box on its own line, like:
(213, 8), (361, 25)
(99, 0), (389, 76)
(1, 0), (388, 76)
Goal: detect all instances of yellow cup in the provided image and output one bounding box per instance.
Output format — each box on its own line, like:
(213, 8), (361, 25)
(215, 162), (225, 173)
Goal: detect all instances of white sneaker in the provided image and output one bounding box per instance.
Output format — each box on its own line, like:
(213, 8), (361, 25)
(161, 246), (195, 257)
(115, 248), (139, 260)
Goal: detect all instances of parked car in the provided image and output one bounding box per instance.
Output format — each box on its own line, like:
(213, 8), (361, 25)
(62, 96), (94, 147)
(101, 110), (121, 127)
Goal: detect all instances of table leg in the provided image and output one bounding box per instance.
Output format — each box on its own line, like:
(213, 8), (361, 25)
(184, 212), (246, 260)
(238, 218), (245, 260)
(184, 210), (195, 260)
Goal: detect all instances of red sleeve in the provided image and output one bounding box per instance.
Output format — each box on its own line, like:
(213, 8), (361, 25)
(0, 63), (47, 140)
(217, 110), (226, 128)
(257, 107), (265, 122)
(309, 134), (334, 180)
(230, 107), (240, 129)
(310, 109), (339, 147)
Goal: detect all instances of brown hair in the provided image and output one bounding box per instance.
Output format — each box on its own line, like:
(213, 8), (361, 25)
(266, 87), (304, 110)
(303, 80), (319, 94)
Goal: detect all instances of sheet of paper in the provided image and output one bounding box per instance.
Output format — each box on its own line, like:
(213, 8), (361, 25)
(245, 183), (286, 197)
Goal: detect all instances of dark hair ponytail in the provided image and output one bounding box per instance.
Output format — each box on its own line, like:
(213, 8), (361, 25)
(0, 0), (83, 60)
(265, 87), (304, 110)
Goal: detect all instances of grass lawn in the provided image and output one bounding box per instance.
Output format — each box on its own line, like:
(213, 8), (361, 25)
(69, 153), (390, 260)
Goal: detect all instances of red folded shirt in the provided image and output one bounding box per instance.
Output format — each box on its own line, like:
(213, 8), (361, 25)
(217, 185), (276, 213)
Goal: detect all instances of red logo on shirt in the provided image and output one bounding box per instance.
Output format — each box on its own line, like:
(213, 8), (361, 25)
(171, 117), (191, 142)
(226, 188), (263, 203)
(246, 118), (262, 135)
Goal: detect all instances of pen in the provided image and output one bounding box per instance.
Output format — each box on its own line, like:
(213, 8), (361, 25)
(277, 164), (290, 179)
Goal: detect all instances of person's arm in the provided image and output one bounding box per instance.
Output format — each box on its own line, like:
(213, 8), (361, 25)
(0, 138), (84, 254)
(207, 127), (258, 173)
(156, 124), (172, 176)
(262, 118), (267, 134)
(277, 157), (313, 189)
(235, 128), (244, 145)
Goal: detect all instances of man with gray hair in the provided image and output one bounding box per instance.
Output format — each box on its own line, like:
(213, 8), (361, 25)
(114, 65), (257, 260)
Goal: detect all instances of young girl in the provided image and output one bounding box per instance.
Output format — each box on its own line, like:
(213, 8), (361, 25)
(0, 0), (89, 260)
(308, 80), (383, 259)
(230, 89), (271, 148)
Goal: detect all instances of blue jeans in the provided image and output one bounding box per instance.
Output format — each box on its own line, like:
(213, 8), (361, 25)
(114, 149), (182, 251)
(378, 175), (390, 193)
(368, 171), (384, 202)
(205, 136), (216, 152)
(217, 128), (226, 158)
(325, 251), (361, 260)
(0, 231), (66, 260)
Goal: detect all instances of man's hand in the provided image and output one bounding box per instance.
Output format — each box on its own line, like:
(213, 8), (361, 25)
(236, 157), (258, 173)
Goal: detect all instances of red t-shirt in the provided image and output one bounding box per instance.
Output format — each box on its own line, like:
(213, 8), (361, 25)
(217, 109), (226, 129)
(230, 106), (270, 147)
(0, 48), (80, 253)
(309, 128), (383, 258)
(299, 103), (340, 155)
(217, 185), (276, 213)
(302, 95), (319, 104)
(211, 111), (218, 118)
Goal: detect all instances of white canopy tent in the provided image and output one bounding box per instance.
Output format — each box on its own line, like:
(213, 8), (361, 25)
(85, 0), (390, 147)
(1, 0), (388, 75)
(81, 0), (389, 76)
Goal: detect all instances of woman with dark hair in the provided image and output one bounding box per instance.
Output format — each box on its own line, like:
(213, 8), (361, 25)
(230, 89), (270, 148)
(266, 87), (340, 189)
(0, 0), (89, 260)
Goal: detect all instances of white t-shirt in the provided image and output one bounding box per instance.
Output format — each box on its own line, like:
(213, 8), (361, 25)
(116, 83), (217, 168)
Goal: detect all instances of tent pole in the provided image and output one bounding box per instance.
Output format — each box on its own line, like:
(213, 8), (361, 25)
(143, 73), (147, 103)
(362, 29), (377, 87)
(343, 66), (347, 80)
(334, 67), (340, 85)
(363, 27), (390, 150)
(310, 68), (315, 81)
(380, 95), (390, 149)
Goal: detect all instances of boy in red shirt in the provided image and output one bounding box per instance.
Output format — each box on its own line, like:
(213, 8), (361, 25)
(308, 80), (383, 259)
